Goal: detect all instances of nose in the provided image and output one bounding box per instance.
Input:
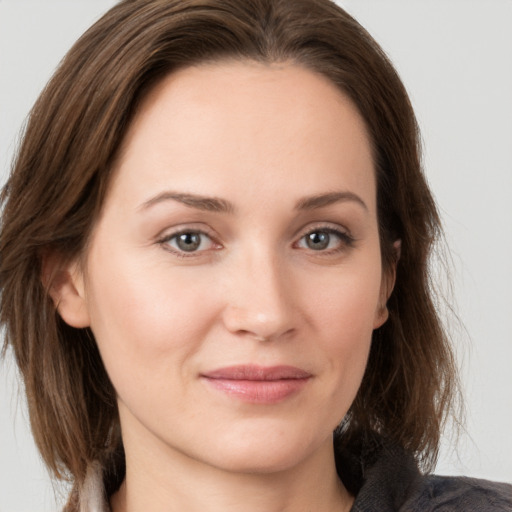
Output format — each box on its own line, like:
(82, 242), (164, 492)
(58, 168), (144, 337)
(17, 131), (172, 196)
(221, 247), (297, 342)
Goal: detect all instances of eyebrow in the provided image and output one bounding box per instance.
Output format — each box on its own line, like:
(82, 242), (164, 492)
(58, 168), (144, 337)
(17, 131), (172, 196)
(294, 191), (368, 212)
(138, 189), (367, 214)
(138, 191), (235, 213)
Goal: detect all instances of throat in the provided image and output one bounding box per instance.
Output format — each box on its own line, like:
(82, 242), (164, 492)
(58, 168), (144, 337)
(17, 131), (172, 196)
(109, 449), (353, 512)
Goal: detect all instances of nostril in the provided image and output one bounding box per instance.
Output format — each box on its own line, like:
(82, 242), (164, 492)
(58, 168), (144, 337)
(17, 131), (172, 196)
(221, 274), (297, 341)
(235, 327), (296, 343)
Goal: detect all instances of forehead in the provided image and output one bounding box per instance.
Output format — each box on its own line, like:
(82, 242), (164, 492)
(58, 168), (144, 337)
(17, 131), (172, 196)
(109, 60), (376, 213)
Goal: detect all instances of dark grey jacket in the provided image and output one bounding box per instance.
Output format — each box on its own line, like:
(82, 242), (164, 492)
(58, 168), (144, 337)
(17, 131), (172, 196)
(336, 443), (512, 511)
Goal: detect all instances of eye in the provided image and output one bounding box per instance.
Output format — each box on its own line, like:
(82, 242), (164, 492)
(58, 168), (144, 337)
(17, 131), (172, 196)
(296, 228), (353, 252)
(160, 230), (217, 255)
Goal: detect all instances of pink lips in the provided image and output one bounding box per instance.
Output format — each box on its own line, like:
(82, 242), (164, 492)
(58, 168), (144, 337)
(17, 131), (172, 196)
(200, 365), (312, 404)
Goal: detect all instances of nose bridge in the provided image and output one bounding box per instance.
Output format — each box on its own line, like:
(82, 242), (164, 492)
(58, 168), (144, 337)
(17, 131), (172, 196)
(222, 241), (295, 340)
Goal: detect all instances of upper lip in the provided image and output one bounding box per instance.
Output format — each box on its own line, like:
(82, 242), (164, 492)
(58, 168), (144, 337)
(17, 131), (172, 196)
(201, 365), (312, 381)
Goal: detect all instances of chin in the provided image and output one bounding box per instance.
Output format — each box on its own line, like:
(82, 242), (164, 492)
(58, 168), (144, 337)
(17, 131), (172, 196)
(195, 421), (332, 475)
(208, 448), (309, 475)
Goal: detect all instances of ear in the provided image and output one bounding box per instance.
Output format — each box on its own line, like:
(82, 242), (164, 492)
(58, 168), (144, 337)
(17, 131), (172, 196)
(373, 240), (401, 329)
(42, 252), (91, 328)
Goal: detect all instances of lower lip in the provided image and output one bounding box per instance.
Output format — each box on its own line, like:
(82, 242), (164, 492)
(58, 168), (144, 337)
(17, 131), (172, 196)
(202, 377), (310, 404)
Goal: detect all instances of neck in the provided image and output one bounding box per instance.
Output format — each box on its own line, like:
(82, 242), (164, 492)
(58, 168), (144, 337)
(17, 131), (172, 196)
(110, 435), (353, 512)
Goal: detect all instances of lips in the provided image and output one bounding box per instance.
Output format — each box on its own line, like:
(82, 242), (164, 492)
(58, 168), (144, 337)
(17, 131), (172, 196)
(200, 365), (312, 403)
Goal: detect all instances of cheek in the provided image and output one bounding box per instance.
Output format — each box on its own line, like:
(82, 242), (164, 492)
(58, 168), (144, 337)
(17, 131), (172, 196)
(304, 258), (382, 393)
(309, 260), (382, 341)
(83, 242), (221, 389)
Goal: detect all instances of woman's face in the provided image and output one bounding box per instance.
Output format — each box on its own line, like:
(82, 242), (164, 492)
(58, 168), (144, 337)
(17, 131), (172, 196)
(62, 61), (391, 474)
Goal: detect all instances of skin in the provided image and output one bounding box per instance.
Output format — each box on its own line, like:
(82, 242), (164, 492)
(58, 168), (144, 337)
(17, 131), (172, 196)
(54, 61), (395, 512)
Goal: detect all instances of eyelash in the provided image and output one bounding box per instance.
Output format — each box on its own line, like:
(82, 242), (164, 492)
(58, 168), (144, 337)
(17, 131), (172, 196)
(157, 225), (355, 258)
(158, 229), (220, 258)
(295, 226), (355, 255)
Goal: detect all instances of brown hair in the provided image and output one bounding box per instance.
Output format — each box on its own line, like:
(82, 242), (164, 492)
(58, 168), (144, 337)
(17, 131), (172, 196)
(0, 0), (459, 502)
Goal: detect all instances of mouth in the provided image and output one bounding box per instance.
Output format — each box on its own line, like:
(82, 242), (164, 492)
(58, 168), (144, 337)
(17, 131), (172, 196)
(200, 365), (312, 404)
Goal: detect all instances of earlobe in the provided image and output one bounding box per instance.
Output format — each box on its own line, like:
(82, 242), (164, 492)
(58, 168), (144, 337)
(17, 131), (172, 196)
(42, 254), (91, 328)
(373, 239), (401, 330)
(373, 304), (389, 329)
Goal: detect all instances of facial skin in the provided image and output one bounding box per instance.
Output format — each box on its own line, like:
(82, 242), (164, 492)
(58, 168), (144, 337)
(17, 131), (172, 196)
(55, 61), (394, 511)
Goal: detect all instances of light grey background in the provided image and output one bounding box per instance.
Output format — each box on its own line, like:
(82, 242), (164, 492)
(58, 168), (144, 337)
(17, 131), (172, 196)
(1, 1), (511, 510)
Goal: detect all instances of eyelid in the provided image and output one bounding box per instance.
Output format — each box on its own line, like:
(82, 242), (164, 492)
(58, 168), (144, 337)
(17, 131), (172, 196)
(296, 221), (353, 240)
(156, 224), (222, 257)
(294, 222), (356, 252)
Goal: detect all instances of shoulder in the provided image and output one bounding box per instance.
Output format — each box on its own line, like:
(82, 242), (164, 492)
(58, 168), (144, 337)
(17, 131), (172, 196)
(337, 439), (512, 512)
(402, 474), (512, 512)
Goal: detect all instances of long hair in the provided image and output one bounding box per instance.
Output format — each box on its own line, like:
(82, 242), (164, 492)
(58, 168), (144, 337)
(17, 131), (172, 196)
(0, 0), (459, 502)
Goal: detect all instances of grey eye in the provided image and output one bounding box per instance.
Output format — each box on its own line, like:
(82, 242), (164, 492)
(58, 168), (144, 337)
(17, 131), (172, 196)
(161, 228), (220, 256)
(175, 232), (202, 252)
(297, 228), (352, 253)
(304, 231), (333, 250)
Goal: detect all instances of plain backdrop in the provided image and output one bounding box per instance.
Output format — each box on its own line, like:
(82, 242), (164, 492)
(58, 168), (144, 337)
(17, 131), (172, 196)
(1, 1), (511, 511)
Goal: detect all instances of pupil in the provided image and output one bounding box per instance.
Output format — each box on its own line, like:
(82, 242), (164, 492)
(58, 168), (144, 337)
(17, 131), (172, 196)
(307, 231), (329, 250)
(177, 233), (201, 251)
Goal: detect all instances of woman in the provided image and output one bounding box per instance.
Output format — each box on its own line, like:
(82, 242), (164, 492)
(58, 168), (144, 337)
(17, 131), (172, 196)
(0, 0), (510, 510)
